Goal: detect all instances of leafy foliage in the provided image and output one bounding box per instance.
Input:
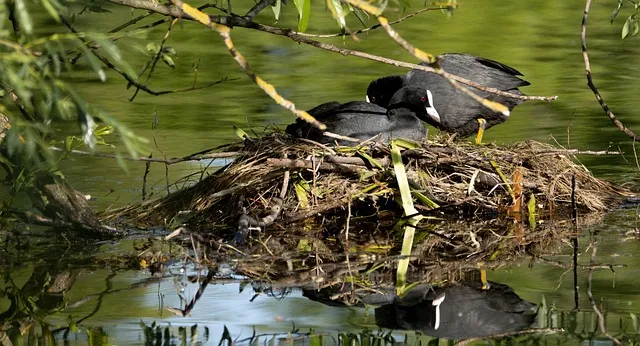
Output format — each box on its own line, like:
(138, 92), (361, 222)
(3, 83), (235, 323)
(0, 0), (146, 201)
(611, 0), (640, 39)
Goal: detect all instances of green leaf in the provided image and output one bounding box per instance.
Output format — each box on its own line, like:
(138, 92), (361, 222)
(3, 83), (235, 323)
(295, 181), (309, 209)
(14, 0), (33, 35)
(623, 16), (631, 38)
(293, 0), (311, 32)
(357, 150), (383, 169)
(391, 137), (421, 149)
(412, 190), (439, 209)
(162, 46), (177, 56)
(233, 125), (249, 139)
(610, 0), (623, 23)
(41, 0), (61, 22)
(271, 0), (282, 21)
(296, 238), (312, 251)
(64, 136), (74, 152)
(91, 35), (137, 77)
(146, 42), (160, 54)
(327, 0), (346, 29)
(161, 55), (176, 69)
(81, 45), (106, 82)
(622, 15), (635, 39)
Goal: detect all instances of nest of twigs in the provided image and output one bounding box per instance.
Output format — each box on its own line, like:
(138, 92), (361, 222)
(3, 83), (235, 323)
(105, 132), (630, 277)
(106, 132), (627, 229)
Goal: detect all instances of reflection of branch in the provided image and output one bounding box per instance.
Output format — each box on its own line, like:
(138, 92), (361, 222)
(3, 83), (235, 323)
(570, 175), (579, 309)
(581, 0), (640, 141)
(586, 242), (622, 345)
(169, 268), (215, 316)
(77, 271), (117, 324)
(105, 0), (557, 103)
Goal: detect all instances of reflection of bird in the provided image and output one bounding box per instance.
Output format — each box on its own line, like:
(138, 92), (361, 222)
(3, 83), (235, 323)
(374, 281), (537, 339)
(366, 53), (530, 144)
(286, 87), (433, 145)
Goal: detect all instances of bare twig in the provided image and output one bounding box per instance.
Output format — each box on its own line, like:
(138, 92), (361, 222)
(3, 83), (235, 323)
(169, 0), (325, 130)
(61, 15), (232, 98)
(130, 18), (179, 101)
(142, 153), (152, 200)
(245, 0), (276, 19)
(533, 149), (622, 156)
(455, 328), (564, 346)
(266, 158), (364, 173)
(581, 0), (640, 141)
(295, 7), (444, 38)
(49, 146), (242, 164)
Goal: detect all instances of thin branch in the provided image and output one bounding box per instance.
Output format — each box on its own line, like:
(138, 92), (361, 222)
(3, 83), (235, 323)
(295, 7), (444, 38)
(455, 328), (564, 346)
(49, 146), (243, 164)
(105, 0), (557, 103)
(130, 18), (180, 101)
(61, 15), (232, 98)
(267, 157), (364, 173)
(109, 11), (155, 33)
(582, 0), (640, 141)
(168, 0), (325, 130)
(533, 149), (622, 156)
(245, 0), (276, 19)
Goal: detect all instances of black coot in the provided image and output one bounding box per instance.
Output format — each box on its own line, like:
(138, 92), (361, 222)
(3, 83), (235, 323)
(374, 281), (537, 339)
(286, 87), (433, 145)
(366, 53), (530, 143)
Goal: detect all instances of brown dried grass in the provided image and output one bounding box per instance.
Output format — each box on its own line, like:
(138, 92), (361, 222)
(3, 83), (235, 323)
(104, 132), (628, 235)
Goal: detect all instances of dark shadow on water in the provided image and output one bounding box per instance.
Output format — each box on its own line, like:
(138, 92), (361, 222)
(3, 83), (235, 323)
(303, 279), (538, 340)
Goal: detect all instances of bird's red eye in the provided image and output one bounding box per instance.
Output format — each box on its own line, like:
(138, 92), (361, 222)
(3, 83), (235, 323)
(420, 96), (427, 102)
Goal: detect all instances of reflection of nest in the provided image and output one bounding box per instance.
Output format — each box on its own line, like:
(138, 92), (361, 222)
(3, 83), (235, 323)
(105, 133), (627, 278)
(217, 215), (592, 288)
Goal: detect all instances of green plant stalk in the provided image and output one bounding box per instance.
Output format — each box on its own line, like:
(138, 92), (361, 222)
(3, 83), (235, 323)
(390, 142), (421, 294)
(357, 149), (384, 169)
(490, 160), (514, 199)
(412, 189), (440, 209)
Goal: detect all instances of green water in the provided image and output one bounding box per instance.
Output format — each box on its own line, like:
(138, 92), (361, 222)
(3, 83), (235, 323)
(3, 1), (640, 344)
